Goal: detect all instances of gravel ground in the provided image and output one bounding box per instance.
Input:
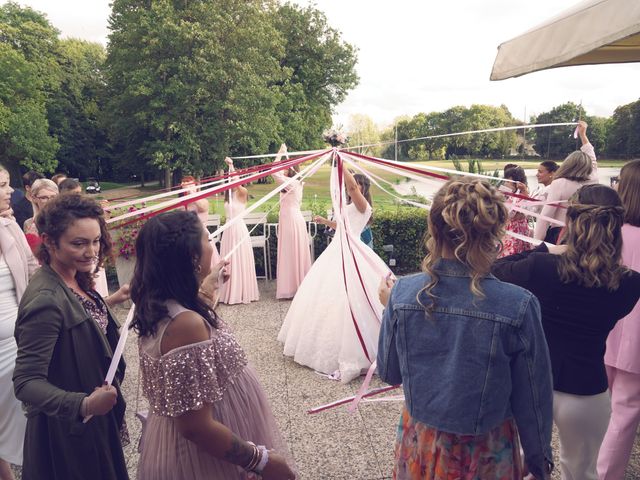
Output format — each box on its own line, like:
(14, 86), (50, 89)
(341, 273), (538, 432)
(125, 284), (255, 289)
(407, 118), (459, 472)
(11, 280), (640, 479)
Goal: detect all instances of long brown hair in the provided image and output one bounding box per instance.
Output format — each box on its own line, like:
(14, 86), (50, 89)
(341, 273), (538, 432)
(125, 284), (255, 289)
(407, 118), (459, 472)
(558, 184), (629, 290)
(554, 150), (593, 182)
(36, 194), (112, 292)
(420, 178), (508, 311)
(618, 159), (640, 227)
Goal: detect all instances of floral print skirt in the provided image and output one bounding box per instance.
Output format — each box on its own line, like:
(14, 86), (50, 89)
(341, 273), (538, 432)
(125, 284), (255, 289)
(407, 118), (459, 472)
(499, 216), (532, 258)
(393, 408), (523, 480)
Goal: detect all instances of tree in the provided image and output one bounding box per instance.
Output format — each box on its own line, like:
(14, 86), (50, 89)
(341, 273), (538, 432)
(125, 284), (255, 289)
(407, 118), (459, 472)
(47, 39), (110, 179)
(272, 3), (359, 150)
(532, 102), (585, 158)
(346, 114), (380, 156)
(105, 0), (293, 185)
(0, 3), (60, 181)
(607, 99), (640, 158)
(380, 105), (518, 161)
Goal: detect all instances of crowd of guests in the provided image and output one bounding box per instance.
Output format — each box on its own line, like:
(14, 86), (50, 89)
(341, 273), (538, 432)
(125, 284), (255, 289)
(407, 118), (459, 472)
(0, 122), (639, 480)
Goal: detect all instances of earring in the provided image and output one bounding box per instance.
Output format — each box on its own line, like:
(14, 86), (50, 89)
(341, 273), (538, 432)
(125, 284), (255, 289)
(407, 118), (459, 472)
(195, 264), (202, 274)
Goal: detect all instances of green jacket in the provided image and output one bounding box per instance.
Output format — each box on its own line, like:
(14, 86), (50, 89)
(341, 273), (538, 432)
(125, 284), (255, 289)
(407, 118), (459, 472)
(13, 264), (129, 480)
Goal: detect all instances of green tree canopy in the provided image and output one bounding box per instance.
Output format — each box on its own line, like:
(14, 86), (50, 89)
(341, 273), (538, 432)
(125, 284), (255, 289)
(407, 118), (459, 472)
(607, 99), (640, 157)
(0, 3), (60, 181)
(104, 0), (358, 184)
(47, 39), (109, 179)
(380, 105), (519, 160)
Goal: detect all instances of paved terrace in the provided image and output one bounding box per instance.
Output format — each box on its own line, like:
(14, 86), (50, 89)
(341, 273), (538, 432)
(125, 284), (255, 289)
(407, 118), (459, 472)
(14, 280), (640, 479)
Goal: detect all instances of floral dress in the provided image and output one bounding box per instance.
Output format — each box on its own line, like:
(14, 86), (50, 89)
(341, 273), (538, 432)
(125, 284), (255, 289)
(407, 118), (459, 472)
(499, 199), (532, 258)
(394, 408), (523, 480)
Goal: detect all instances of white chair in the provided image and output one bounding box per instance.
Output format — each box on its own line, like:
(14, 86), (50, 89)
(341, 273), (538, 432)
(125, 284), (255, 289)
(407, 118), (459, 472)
(301, 211), (318, 262)
(243, 212), (271, 280)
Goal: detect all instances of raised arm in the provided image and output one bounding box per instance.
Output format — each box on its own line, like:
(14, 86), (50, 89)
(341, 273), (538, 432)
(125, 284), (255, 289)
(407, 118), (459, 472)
(344, 168), (369, 213)
(271, 144), (288, 185)
(577, 120), (598, 181)
(224, 157), (248, 200)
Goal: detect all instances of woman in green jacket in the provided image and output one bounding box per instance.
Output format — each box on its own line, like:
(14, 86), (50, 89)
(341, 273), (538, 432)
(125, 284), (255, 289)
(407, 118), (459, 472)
(13, 194), (130, 480)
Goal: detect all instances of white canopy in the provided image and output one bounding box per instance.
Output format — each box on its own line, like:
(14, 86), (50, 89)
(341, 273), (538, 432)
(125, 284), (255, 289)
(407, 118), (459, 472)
(490, 0), (640, 80)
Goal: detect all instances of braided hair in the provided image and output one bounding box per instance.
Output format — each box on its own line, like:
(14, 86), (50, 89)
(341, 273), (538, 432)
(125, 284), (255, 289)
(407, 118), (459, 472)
(420, 178), (508, 312)
(558, 184), (629, 290)
(130, 210), (218, 337)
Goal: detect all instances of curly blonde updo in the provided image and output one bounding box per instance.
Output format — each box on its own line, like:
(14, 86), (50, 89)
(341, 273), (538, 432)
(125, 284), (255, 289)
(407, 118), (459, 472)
(420, 177), (508, 311)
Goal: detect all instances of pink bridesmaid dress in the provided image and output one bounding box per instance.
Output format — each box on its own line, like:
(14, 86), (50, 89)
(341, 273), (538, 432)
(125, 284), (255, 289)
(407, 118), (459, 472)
(272, 172), (311, 299)
(219, 199), (259, 304)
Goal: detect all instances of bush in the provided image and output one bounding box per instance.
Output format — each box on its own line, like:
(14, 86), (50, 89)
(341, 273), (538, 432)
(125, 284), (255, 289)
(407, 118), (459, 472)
(262, 206), (427, 278)
(370, 207), (427, 274)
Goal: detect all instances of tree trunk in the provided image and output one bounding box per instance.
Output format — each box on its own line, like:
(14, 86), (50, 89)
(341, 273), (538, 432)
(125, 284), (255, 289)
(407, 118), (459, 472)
(165, 167), (172, 189)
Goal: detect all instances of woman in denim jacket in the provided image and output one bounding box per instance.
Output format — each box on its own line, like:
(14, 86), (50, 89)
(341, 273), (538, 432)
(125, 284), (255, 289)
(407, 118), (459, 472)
(378, 178), (553, 479)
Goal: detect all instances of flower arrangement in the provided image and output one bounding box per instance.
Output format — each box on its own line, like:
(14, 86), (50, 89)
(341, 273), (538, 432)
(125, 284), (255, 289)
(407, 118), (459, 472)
(110, 203), (146, 260)
(323, 128), (349, 147)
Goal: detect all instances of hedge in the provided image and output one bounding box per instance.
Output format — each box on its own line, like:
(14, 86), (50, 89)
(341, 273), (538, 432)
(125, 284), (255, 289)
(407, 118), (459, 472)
(253, 205), (428, 278)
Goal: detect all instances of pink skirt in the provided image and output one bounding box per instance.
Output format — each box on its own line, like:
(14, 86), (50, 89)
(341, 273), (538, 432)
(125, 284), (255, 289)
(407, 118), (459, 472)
(276, 206), (311, 299)
(137, 366), (291, 479)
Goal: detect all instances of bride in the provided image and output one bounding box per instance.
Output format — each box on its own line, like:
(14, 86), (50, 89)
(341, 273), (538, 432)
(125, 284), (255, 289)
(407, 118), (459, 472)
(278, 156), (391, 383)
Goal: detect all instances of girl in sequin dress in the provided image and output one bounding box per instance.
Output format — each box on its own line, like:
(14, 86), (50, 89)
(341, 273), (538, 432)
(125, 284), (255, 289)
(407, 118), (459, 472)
(131, 210), (295, 480)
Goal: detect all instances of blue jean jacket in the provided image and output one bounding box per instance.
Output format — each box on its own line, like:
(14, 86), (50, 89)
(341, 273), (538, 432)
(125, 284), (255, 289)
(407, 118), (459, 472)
(377, 259), (553, 478)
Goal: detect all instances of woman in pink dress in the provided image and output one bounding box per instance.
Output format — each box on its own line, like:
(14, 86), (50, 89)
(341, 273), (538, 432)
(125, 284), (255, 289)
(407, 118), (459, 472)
(219, 158), (259, 304)
(180, 175), (220, 267)
(598, 159), (640, 479)
(272, 144), (311, 299)
(131, 210), (295, 480)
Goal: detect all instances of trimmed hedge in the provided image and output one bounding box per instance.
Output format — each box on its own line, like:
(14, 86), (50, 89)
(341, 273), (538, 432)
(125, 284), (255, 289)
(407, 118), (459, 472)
(254, 206), (428, 277)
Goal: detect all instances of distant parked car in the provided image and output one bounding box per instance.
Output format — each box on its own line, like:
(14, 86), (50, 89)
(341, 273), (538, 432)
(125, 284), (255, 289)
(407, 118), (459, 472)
(85, 177), (101, 194)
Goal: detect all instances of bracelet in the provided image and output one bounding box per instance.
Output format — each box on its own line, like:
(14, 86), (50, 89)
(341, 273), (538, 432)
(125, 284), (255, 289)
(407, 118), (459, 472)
(243, 442), (261, 472)
(80, 396), (91, 418)
(254, 446), (269, 474)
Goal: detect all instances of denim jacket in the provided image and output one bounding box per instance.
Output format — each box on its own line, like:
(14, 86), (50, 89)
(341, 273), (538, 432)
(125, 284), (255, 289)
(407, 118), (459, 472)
(377, 259), (553, 478)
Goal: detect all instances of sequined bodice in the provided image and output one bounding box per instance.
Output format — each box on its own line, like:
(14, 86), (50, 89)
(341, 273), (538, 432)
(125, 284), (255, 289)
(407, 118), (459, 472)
(138, 302), (248, 417)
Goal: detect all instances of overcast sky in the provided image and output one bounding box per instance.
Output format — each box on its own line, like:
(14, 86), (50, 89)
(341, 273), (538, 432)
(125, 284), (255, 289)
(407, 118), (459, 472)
(10, 0), (640, 128)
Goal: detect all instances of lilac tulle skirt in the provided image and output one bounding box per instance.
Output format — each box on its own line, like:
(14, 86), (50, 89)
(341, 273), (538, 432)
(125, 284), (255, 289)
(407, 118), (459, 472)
(137, 365), (291, 479)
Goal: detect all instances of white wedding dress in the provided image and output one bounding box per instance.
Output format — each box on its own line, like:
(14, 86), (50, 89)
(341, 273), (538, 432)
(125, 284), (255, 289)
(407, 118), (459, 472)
(278, 166), (390, 383)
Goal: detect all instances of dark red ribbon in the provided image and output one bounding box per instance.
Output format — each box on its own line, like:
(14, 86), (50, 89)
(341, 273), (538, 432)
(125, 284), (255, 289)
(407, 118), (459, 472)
(108, 150), (330, 230)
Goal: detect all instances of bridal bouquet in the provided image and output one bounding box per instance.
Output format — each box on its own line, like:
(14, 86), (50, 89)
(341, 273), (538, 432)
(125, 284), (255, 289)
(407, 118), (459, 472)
(323, 129), (349, 147)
